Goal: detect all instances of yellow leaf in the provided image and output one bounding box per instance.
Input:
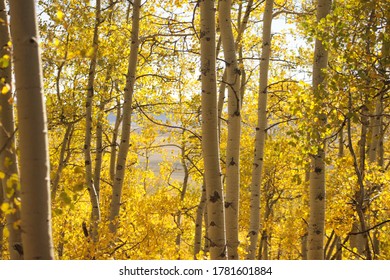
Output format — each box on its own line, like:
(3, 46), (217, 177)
(1, 83), (10, 94)
(0, 171), (4, 179)
(0, 54), (10, 68)
(53, 38), (60, 47)
(3, 226), (9, 239)
(86, 47), (95, 58)
(1, 202), (9, 212)
(56, 10), (64, 21)
(14, 197), (21, 207)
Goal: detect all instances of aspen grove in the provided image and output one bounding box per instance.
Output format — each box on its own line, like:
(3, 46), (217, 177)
(0, 0), (389, 260)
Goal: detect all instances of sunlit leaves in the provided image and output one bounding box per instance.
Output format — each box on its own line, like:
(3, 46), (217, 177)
(56, 10), (64, 21)
(1, 83), (10, 94)
(0, 54), (10, 69)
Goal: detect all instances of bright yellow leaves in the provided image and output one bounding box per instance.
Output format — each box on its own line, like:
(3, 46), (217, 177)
(174, 0), (182, 8)
(1, 83), (10, 94)
(0, 202), (9, 212)
(0, 54), (10, 69)
(56, 10), (65, 21)
(0, 197), (20, 215)
(53, 38), (61, 47)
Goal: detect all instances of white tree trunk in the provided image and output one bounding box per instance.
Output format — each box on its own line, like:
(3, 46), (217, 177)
(200, 0), (226, 260)
(110, 97), (122, 181)
(219, 0), (242, 260)
(109, 0), (141, 234)
(0, 0), (23, 260)
(246, 0), (273, 260)
(308, 0), (332, 260)
(194, 183), (207, 259)
(84, 0), (102, 242)
(51, 123), (73, 199)
(9, 0), (54, 259)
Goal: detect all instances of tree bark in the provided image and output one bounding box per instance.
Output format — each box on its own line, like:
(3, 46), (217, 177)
(175, 130), (189, 256)
(307, 0), (332, 260)
(217, 0), (252, 138)
(9, 0), (54, 259)
(0, 0), (23, 260)
(194, 182), (207, 259)
(94, 101), (106, 199)
(200, 0), (226, 260)
(219, 0), (242, 260)
(110, 97), (122, 182)
(84, 0), (102, 241)
(246, 0), (273, 260)
(109, 0), (141, 234)
(51, 123), (73, 200)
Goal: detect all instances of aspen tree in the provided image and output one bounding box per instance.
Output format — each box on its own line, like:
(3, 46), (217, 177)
(109, 0), (141, 234)
(194, 183), (207, 259)
(9, 0), (54, 259)
(217, 0), (253, 133)
(246, 0), (273, 260)
(200, 0), (226, 260)
(369, 17), (388, 166)
(94, 101), (105, 199)
(219, 0), (242, 260)
(369, 19), (389, 256)
(0, 0), (23, 260)
(51, 123), (73, 199)
(84, 0), (101, 241)
(110, 97), (122, 182)
(308, 0), (332, 260)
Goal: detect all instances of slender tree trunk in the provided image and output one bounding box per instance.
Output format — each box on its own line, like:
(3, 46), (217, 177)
(94, 101), (106, 199)
(51, 123), (73, 199)
(246, 0), (273, 260)
(110, 97), (122, 182)
(329, 128), (344, 260)
(353, 104), (371, 258)
(217, 0), (252, 137)
(369, 98), (382, 164)
(301, 233), (308, 260)
(9, 0), (54, 259)
(370, 20), (390, 256)
(176, 131), (189, 256)
(84, 0), (101, 241)
(219, 0), (242, 260)
(109, 0), (141, 234)
(307, 0), (332, 260)
(217, 70), (227, 136)
(194, 182), (207, 259)
(0, 0), (23, 260)
(200, 0), (226, 260)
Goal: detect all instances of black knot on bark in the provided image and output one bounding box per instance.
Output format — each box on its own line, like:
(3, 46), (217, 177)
(210, 191), (221, 203)
(248, 230), (256, 237)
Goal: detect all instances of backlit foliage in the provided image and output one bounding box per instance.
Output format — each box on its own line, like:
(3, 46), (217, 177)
(1, 0), (389, 259)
